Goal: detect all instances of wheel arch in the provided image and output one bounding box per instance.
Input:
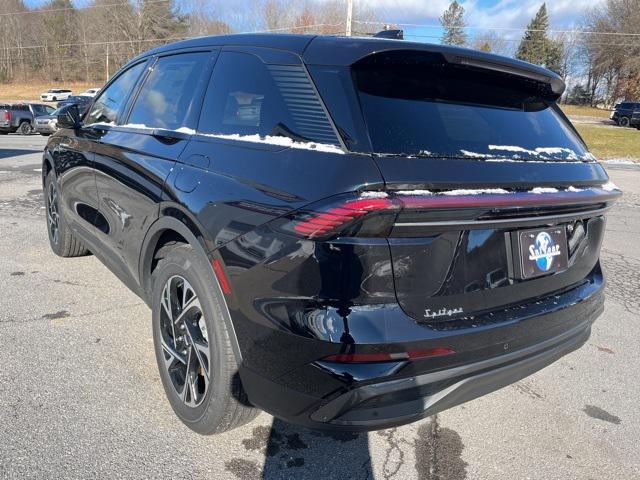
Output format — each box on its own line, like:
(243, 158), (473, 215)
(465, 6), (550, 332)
(42, 151), (54, 187)
(138, 212), (245, 364)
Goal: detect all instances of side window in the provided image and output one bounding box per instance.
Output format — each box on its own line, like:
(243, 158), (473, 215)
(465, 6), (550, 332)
(85, 61), (146, 125)
(198, 51), (339, 145)
(127, 52), (208, 130)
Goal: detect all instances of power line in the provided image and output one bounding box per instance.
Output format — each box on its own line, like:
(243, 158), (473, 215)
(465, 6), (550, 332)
(0, 22), (346, 52)
(403, 33), (640, 47)
(355, 20), (640, 37)
(6, 24), (343, 51)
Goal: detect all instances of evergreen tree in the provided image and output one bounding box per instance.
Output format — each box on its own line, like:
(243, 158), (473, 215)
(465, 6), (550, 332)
(545, 38), (564, 73)
(516, 3), (562, 72)
(138, 0), (186, 47)
(43, 0), (79, 81)
(440, 1), (467, 46)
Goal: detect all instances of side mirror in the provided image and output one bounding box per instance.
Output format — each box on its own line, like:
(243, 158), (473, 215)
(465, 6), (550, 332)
(57, 104), (81, 129)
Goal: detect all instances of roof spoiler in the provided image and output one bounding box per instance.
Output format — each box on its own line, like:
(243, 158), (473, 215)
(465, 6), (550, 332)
(304, 38), (566, 98)
(442, 52), (565, 97)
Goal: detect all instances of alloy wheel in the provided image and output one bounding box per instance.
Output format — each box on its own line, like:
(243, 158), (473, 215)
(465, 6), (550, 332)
(20, 122), (32, 135)
(47, 181), (60, 245)
(159, 275), (210, 408)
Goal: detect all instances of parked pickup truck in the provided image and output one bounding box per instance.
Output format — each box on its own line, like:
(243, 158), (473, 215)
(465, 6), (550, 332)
(0, 103), (56, 135)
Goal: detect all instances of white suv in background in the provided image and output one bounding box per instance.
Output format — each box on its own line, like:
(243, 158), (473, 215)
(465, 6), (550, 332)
(40, 89), (72, 102)
(80, 88), (101, 97)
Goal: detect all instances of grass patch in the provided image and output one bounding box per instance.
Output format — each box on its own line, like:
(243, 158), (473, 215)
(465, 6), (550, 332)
(575, 124), (640, 160)
(0, 81), (100, 102)
(560, 104), (612, 119)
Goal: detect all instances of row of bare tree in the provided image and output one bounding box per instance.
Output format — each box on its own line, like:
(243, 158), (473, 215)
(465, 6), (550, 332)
(578, 0), (640, 105)
(0, 0), (374, 84)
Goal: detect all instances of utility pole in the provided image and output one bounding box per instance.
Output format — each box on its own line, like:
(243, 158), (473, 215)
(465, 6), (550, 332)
(346, 0), (353, 36)
(105, 43), (110, 82)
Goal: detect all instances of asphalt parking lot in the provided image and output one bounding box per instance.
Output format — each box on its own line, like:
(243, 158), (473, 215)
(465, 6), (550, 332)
(1, 134), (639, 479)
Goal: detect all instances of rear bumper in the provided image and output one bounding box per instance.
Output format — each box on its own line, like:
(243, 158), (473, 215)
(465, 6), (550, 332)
(35, 124), (57, 134)
(309, 319), (593, 428)
(239, 277), (604, 432)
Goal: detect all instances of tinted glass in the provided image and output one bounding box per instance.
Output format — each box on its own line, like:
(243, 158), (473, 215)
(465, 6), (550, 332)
(32, 105), (49, 114)
(85, 61), (146, 125)
(352, 51), (589, 161)
(128, 53), (207, 130)
(199, 51), (339, 145)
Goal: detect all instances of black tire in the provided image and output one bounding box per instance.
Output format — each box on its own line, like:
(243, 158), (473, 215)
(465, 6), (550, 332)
(151, 245), (259, 434)
(44, 169), (90, 257)
(18, 121), (32, 135)
(619, 116), (630, 127)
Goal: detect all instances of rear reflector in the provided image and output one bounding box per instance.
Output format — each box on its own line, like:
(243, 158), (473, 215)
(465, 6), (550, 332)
(4, 111), (10, 121)
(323, 347), (454, 363)
(212, 259), (231, 294)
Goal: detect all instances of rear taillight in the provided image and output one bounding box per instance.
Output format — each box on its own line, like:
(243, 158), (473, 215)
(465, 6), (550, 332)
(3, 111), (10, 121)
(322, 347), (454, 363)
(291, 196), (400, 238)
(283, 185), (621, 241)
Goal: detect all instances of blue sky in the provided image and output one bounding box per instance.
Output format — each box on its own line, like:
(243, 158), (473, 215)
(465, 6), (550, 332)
(24, 0), (605, 45)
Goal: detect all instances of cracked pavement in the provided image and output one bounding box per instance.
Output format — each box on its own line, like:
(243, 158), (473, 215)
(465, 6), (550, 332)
(1, 135), (639, 479)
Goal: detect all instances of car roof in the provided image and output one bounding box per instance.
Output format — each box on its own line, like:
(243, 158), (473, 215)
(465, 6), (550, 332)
(130, 33), (564, 96)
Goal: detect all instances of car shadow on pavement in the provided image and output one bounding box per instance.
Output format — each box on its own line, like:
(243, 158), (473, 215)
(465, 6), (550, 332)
(227, 413), (373, 479)
(0, 148), (42, 160)
(259, 417), (373, 479)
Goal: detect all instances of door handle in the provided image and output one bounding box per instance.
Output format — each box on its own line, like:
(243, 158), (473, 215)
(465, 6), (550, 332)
(152, 128), (191, 142)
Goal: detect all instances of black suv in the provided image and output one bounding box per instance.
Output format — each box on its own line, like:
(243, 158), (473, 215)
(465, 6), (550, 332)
(44, 34), (621, 434)
(610, 101), (640, 127)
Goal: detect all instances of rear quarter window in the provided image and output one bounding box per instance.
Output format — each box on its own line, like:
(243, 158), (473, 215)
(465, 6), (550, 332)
(198, 51), (339, 146)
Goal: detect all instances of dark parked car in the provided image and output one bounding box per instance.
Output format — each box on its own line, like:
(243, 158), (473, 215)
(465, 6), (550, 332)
(610, 101), (640, 126)
(1, 102), (55, 135)
(43, 34), (621, 434)
(56, 95), (92, 115)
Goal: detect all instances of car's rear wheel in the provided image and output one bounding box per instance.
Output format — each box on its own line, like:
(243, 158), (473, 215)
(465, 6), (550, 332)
(151, 245), (259, 434)
(18, 121), (32, 135)
(44, 170), (90, 257)
(619, 116), (630, 127)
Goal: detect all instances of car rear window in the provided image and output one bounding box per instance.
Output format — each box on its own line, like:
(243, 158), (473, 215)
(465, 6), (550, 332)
(349, 51), (590, 161)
